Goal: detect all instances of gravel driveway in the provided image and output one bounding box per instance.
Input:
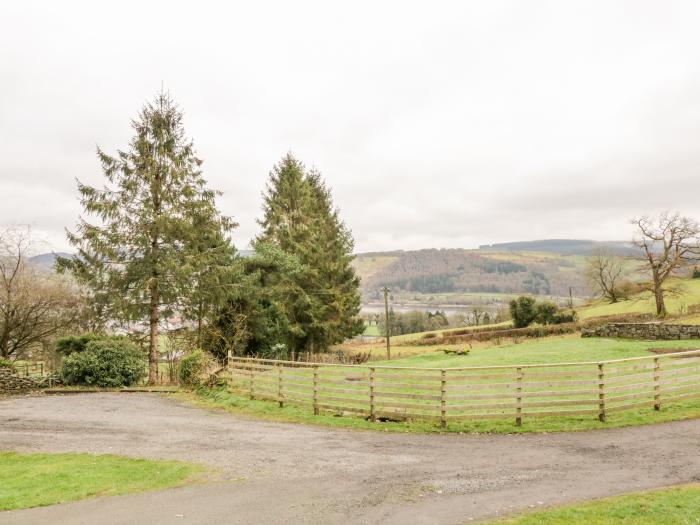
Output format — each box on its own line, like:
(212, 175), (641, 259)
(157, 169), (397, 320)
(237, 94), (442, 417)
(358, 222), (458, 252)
(1, 393), (700, 524)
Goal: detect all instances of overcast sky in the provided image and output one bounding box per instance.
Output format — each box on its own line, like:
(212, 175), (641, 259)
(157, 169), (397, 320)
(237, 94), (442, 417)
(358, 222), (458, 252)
(2, 1), (700, 253)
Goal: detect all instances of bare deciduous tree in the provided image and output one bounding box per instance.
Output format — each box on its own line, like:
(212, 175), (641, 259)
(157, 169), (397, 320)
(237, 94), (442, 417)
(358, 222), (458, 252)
(584, 249), (627, 303)
(0, 227), (81, 360)
(631, 212), (700, 317)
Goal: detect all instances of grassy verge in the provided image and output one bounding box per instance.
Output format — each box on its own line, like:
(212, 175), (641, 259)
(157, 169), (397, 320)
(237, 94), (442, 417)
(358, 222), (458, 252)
(0, 452), (203, 511)
(185, 385), (700, 434)
(492, 484), (700, 524)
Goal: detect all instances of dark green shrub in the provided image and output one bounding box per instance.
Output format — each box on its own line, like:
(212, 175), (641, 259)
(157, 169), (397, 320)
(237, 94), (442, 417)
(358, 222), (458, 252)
(553, 310), (577, 324)
(179, 349), (215, 386)
(61, 338), (145, 387)
(509, 296), (537, 328)
(535, 301), (559, 325)
(55, 333), (103, 355)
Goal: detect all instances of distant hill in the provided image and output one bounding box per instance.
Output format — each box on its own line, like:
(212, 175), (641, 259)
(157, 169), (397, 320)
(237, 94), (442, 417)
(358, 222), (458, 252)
(28, 249), (254, 270)
(478, 239), (639, 256)
(30, 239), (624, 302)
(353, 245), (597, 302)
(28, 252), (73, 270)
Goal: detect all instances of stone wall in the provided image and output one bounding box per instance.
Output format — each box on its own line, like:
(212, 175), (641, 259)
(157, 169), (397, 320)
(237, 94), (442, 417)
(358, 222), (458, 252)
(582, 323), (700, 340)
(0, 367), (46, 393)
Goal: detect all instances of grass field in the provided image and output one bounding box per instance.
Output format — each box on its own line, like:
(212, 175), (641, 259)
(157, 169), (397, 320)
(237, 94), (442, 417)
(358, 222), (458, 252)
(363, 323), (381, 336)
(578, 278), (700, 319)
(346, 320), (513, 351)
(369, 335), (699, 368)
(349, 277), (700, 355)
(493, 484), (700, 524)
(0, 452), (203, 511)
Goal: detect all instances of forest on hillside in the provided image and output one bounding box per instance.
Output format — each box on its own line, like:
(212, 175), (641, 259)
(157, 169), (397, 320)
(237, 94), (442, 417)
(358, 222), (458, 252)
(354, 248), (591, 301)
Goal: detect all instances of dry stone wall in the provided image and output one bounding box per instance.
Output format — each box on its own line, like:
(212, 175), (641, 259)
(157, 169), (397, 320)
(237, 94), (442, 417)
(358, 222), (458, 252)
(0, 367), (50, 393)
(582, 323), (700, 340)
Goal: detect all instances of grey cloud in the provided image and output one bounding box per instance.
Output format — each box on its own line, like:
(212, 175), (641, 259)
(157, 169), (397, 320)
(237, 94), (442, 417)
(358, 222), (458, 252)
(2, 1), (700, 252)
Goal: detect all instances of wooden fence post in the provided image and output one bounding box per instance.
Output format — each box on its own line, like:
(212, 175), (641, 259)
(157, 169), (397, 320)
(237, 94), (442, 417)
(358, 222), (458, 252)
(313, 365), (319, 416)
(249, 362), (255, 400)
(653, 357), (661, 410)
(598, 363), (606, 422)
(515, 367), (523, 427)
(440, 369), (447, 429)
(369, 367), (376, 422)
(278, 364), (284, 408)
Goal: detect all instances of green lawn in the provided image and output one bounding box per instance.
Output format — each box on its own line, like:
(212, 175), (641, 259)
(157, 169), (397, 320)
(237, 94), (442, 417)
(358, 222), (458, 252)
(493, 484), (700, 524)
(0, 452), (203, 511)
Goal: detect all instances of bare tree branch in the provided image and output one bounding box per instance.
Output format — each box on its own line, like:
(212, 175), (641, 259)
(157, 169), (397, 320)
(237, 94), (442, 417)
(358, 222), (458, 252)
(631, 212), (700, 317)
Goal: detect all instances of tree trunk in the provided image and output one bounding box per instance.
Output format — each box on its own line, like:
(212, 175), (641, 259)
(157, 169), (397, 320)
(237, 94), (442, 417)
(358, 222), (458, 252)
(148, 286), (159, 385)
(197, 300), (203, 349)
(654, 285), (667, 318)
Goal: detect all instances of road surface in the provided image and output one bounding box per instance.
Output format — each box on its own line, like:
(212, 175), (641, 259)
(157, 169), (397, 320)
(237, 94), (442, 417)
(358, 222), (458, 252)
(1, 393), (700, 524)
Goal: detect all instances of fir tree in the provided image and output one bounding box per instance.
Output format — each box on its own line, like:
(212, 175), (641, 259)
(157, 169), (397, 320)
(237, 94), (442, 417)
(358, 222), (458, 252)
(60, 93), (234, 384)
(181, 209), (238, 348)
(255, 153), (363, 354)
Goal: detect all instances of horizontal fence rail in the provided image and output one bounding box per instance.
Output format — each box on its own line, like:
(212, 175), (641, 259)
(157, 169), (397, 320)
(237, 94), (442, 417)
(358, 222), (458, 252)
(225, 350), (700, 427)
(15, 362), (46, 378)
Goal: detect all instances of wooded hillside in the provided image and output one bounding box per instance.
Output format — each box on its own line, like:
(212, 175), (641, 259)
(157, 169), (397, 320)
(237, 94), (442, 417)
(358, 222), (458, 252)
(354, 248), (590, 300)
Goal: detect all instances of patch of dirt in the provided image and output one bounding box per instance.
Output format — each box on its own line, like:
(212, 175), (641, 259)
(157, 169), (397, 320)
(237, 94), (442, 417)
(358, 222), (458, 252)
(648, 347), (700, 357)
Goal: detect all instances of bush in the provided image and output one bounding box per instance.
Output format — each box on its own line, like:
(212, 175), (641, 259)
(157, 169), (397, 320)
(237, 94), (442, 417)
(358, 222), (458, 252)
(535, 301), (559, 325)
(509, 296), (538, 328)
(61, 338), (145, 387)
(55, 333), (101, 355)
(0, 358), (15, 370)
(178, 349), (216, 387)
(553, 309), (577, 324)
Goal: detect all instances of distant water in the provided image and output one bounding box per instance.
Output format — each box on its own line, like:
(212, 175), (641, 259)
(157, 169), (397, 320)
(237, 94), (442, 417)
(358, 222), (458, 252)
(361, 304), (478, 315)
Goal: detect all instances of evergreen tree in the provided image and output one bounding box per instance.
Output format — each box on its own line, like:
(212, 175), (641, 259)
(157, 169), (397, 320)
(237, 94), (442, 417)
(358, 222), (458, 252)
(255, 153), (363, 354)
(205, 244), (305, 359)
(181, 210), (238, 348)
(59, 93), (234, 384)
(305, 169), (363, 349)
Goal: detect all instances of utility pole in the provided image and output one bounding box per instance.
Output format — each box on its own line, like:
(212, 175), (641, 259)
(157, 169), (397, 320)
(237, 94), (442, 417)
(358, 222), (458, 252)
(568, 286), (574, 310)
(382, 286), (391, 360)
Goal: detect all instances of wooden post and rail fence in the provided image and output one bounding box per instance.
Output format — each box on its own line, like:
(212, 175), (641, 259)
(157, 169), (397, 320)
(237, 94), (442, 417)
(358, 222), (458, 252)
(225, 349), (700, 427)
(13, 362), (45, 378)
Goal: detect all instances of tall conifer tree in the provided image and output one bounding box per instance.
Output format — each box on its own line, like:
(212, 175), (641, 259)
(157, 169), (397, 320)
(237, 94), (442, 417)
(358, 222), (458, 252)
(60, 93), (234, 383)
(255, 153), (363, 354)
